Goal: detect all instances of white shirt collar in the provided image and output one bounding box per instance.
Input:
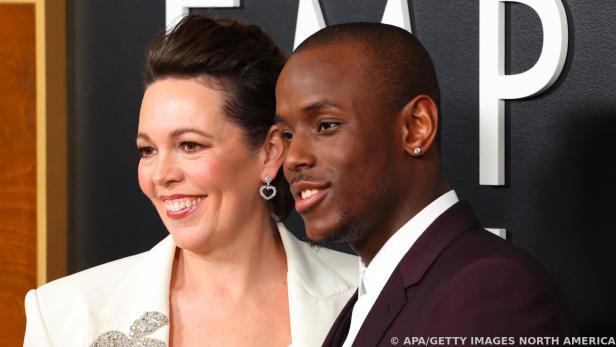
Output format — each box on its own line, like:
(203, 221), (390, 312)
(360, 190), (459, 296)
(341, 190), (459, 347)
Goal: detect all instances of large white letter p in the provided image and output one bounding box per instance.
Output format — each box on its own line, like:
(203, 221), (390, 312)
(479, 0), (568, 185)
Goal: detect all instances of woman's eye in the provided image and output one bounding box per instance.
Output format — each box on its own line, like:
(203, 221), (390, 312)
(138, 146), (155, 158)
(317, 121), (340, 132)
(180, 141), (203, 153)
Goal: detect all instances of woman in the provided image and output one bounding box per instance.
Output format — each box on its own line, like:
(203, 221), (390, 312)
(24, 15), (357, 347)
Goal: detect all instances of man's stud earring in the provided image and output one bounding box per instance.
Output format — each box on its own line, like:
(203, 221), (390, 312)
(259, 175), (277, 200)
(413, 147), (421, 156)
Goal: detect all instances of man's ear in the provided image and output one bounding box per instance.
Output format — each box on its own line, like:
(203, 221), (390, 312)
(400, 95), (439, 157)
(260, 124), (285, 180)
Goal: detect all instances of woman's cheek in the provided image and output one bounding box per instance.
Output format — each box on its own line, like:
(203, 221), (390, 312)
(137, 164), (154, 199)
(190, 159), (219, 189)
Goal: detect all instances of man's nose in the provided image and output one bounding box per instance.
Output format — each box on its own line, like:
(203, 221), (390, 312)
(284, 132), (316, 173)
(153, 152), (183, 186)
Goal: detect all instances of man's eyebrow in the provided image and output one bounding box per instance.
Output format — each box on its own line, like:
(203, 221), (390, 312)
(274, 100), (340, 125)
(302, 101), (338, 112)
(274, 115), (288, 124)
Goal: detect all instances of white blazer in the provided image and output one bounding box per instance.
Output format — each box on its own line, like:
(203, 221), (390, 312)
(24, 224), (358, 347)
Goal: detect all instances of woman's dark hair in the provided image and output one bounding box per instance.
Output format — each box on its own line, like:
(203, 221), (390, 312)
(144, 15), (293, 221)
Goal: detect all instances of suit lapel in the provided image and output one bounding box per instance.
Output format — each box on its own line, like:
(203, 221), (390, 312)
(322, 291), (358, 347)
(398, 201), (480, 287)
(349, 201), (480, 346)
(351, 270), (406, 347)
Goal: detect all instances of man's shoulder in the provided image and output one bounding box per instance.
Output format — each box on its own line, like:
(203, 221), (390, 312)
(440, 226), (547, 274)
(391, 228), (571, 335)
(397, 225), (561, 308)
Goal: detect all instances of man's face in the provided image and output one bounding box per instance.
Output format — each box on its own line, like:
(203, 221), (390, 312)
(276, 44), (400, 244)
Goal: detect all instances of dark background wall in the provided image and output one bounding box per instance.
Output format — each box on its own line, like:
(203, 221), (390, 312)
(68, 0), (616, 335)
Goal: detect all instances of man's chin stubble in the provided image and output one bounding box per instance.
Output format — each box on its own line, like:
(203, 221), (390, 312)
(302, 181), (387, 249)
(303, 209), (366, 248)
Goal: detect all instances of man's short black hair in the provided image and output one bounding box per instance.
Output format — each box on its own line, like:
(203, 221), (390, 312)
(294, 22), (440, 113)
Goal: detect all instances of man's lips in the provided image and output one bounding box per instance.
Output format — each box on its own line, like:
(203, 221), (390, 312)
(159, 194), (206, 220)
(291, 182), (330, 214)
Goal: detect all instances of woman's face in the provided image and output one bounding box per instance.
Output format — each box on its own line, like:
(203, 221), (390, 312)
(137, 78), (268, 252)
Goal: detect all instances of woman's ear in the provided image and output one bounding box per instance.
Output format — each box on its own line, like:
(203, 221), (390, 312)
(261, 124), (285, 180)
(400, 94), (439, 157)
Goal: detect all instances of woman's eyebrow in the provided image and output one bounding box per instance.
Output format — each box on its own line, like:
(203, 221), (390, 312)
(136, 128), (215, 142)
(169, 128), (214, 139)
(136, 132), (151, 141)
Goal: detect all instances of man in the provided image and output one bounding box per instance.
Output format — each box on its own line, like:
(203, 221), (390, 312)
(275, 23), (571, 346)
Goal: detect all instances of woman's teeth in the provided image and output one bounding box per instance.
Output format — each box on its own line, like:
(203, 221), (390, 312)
(164, 197), (203, 212)
(301, 189), (319, 199)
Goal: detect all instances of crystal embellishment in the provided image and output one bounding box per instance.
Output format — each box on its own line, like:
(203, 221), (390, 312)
(259, 175), (277, 201)
(89, 331), (130, 347)
(129, 312), (168, 339)
(90, 311), (168, 347)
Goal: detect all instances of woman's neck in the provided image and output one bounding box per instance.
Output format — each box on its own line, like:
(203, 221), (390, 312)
(170, 213), (287, 299)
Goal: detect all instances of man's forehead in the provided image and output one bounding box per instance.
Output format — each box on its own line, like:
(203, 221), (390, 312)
(276, 43), (373, 120)
(289, 42), (364, 65)
(279, 45), (366, 90)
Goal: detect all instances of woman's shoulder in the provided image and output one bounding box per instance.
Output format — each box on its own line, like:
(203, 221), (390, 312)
(34, 251), (145, 300)
(24, 236), (175, 346)
(23, 252), (146, 343)
(277, 224), (358, 346)
(300, 242), (357, 275)
(278, 223), (359, 296)
(29, 235), (174, 310)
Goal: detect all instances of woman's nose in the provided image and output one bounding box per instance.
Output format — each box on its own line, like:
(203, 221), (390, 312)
(153, 153), (183, 186)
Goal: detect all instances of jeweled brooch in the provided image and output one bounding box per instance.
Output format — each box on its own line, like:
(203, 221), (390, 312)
(89, 311), (168, 347)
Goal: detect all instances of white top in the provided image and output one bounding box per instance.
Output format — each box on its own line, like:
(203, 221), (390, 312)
(23, 223), (358, 347)
(341, 190), (459, 347)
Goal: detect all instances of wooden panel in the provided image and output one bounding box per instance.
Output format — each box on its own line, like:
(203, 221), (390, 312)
(41, 0), (68, 284)
(0, 4), (37, 345)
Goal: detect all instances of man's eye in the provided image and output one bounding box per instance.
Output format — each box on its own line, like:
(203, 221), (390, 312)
(180, 142), (203, 153)
(137, 146), (155, 157)
(281, 130), (294, 141)
(317, 121), (340, 132)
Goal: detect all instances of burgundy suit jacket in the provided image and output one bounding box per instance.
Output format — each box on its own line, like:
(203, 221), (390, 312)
(322, 201), (571, 347)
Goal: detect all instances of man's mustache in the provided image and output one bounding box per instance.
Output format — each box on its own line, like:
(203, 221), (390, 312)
(288, 173), (326, 185)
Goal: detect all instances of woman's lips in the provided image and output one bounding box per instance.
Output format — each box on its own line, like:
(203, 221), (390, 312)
(163, 196), (205, 220)
(294, 188), (328, 214)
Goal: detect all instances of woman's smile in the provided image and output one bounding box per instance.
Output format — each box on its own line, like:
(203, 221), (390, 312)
(161, 195), (206, 220)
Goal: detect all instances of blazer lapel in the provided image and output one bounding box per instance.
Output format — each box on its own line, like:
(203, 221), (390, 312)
(398, 201), (480, 287)
(278, 223), (358, 347)
(322, 291), (357, 347)
(89, 235), (176, 345)
(351, 270), (406, 347)
(350, 201), (480, 346)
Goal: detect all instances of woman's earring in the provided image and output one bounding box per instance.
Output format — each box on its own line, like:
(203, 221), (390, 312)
(413, 147), (422, 156)
(259, 175), (277, 200)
